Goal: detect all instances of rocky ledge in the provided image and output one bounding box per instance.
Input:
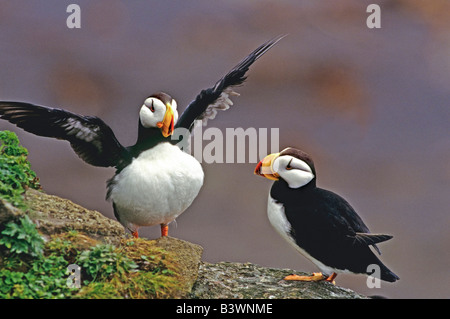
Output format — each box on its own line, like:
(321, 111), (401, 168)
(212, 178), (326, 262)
(0, 189), (367, 299)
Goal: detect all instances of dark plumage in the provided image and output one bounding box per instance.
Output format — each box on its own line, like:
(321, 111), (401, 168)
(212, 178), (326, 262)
(256, 147), (399, 283)
(0, 102), (131, 169)
(176, 35), (284, 132)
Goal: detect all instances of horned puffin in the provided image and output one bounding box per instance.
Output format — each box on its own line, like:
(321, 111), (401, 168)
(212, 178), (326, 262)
(0, 36), (284, 238)
(254, 147), (399, 283)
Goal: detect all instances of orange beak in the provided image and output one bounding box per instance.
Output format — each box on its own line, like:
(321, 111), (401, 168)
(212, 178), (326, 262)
(254, 152), (280, 181)
(157, 103), (175, 137)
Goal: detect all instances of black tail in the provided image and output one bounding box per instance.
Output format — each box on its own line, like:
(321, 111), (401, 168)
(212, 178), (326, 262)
(367, 261), (399, 283)
(380, 265), (400, 282)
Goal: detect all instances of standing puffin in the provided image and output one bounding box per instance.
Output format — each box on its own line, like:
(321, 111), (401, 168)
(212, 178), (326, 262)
(254, 147), (399, 283)
(0, 36), (284, 238)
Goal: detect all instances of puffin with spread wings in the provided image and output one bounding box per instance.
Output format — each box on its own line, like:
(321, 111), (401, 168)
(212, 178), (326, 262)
(0, 36), (284, 238)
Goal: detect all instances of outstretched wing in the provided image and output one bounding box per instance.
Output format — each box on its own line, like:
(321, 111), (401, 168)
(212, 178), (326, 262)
(176, 35), (285, 131)
(0, 102), (130, 168)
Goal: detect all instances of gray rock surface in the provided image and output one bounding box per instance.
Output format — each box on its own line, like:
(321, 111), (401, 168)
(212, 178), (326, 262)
(24, 188), (124, 244)
(191, 261), (368, 299)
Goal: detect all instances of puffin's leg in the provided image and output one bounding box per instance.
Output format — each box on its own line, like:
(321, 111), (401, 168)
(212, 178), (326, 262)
(160, 223), (169, 237)
(284, 272), (325, 281)
(132, 229), (139, 238)
(325, 272), (337, 284)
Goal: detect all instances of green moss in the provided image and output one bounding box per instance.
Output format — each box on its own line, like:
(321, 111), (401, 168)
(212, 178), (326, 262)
(74, 270), (179, 299)
(0, 228), (187, 299)
(0, 130), (41, 208)
(114, 238), (183, 298)
(75, 238), (183, 299)
(76, 244), (138, 282)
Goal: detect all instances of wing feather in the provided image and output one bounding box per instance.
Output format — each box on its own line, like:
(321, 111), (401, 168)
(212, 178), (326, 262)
(0, 102), (130, 168)
(176, 35), (285, 131)
(311, 188), (393, 255)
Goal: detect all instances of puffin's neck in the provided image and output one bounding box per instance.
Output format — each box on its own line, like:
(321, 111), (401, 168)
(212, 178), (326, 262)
(131, 123), (166, 157)
(270, 178), (317, 203)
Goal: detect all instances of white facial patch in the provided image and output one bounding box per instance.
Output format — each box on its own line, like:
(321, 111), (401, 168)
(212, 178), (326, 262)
(139, 98), (166, 128)
(273, 155), (315, 188)
(171, 99), (179, 125)
(171, 99), (178, 111)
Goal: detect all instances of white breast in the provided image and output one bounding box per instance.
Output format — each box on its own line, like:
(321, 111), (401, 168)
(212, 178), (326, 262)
(108, 143), (204, 230)
(267, 195), (340, 275)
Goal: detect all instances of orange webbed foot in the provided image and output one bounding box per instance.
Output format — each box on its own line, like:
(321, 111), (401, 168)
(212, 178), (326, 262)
(284, 272), (325, 282)
(284, 272), (337, 285)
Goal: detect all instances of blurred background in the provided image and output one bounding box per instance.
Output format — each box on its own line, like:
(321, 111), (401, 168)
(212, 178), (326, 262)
(0, 0), (449, 298)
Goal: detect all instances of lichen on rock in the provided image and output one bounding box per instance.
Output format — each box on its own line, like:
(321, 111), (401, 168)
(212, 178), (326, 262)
(23, 189), (124, 244)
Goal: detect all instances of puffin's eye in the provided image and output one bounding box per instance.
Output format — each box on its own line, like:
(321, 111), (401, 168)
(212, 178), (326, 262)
(286, 158), (293, 170)
(149, 101), (155, 112)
